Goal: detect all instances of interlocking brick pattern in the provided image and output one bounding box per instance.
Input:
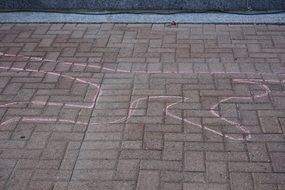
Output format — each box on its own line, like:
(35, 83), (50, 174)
(0, 24), (284, 190)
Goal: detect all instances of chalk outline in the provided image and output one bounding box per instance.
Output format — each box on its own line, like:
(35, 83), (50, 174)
(0, 52), (282, 141)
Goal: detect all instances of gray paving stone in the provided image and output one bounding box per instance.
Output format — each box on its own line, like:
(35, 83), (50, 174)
(140, 160), (182, 171)
(230, 172), (254, 190)
(183, 183), (229, 190)
(184, 151), (205, 171)
(137, 170), (160, 190)
(143, 131), (163, 150)
(247, 143), (270, 162)
(206, 161), (228, 183)
(259, 117), (282, 133)
(124, 124), (144, 140)
(115, 160), (140, 180)
(79, 150), (119, 160)
(229, 162), (272, 172)
(72, 169), (114, 181)
(271, 152), (285, 172)
(163, 141), (183, 160)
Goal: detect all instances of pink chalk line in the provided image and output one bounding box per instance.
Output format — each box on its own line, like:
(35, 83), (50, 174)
(0, 51), (283, 141)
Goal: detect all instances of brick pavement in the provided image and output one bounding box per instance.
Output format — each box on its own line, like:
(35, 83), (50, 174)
(0, 24), (284, 190)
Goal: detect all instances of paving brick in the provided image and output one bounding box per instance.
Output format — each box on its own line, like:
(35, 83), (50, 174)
(67, 181), (112, 190)
(240, 110), (259, 125)
(145, 124), (182, 133)
(247, 143), (270, 162)
(163, 141), (183, 160)
(33, 169), (72, 181)
(206, 161), (228, 182)
(17, 159), (60, 170)
(26, 132), (50, 149)
(147, 102), (165, 116)
(0, 168), (13, 180)
(161, 170), (205, 183)
(81, 141), (120, 150)
(120, 150), (161, 159)
(51, 132), (84, 141)
(253, 173), (285, 184)
(184, 151), (205, 171)
(206, 151), (248, 161)
(0, 149), (42, 159)
(41, 141), (67, 160)
(72, 169), (113, 181)
(183, 183), (229, 190)
(0, 159), (17, 168)
(5, 178), (29, 190)
(28, 181), (54, 190)
(230, 172), (254, 190)
(123, 124), (144, 140)
(140, 160), (182, 171)
(137, 170), (160, 190)
(0, 140), (25, 149)
(39, 38), (54, 47)
(271, 152), (285, 172)
(184, 142), (224, 151)
(115, 160), (139, 180)
(79, 150), (119, 160)
(85, 132), (121, 141)
(267, 142), (285, 152)
(259, 117), (282, 133)
(220, 103), (238, 117)
(164, 133), (202, 142)
(75, 159), (116, 170)
(143, 132), (163, 150)
(121, 140), (142, 149)
(60, 150), (79, 170)
(229, 162), (272, 172)
(248, 134), (284, 142)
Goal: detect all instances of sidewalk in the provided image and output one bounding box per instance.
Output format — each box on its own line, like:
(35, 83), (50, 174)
(0, 23), (284, 190)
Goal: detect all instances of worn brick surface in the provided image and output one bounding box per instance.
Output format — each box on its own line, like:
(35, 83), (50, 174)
(0, 23), (284, 190)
